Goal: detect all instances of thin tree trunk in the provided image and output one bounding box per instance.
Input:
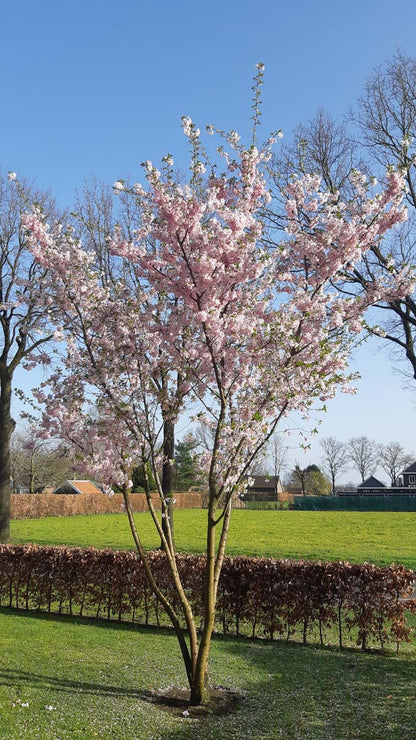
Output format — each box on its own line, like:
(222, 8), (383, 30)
(191, 510), (217, 705)
(0, 370), (15, 542)
(122, 486), (197, 691)
(190, 498), (232, 705)
(29, 451), (35, 494)
(161, 417), (175, 548)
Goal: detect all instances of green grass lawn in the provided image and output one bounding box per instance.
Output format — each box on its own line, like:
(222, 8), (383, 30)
(10, 509), (416, 568)
(5, 511), (416, 738)
(1, 608), (416, 740)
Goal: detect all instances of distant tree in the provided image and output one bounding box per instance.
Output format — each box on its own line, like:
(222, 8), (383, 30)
(249, 451), (270, 476)
(287, 463), (307, 496)
(336, 481), (358, 492)
(174, 434), (203, 490)
(351, 51), (416, 380)
(379, 442), (414, 486)
(269, 109), (362, 201)
(195, 421), (215, 452)
(72, 176), (182, 541)
(131, 462), (157, 492)
(10, 427), (74, 493)
(247, 435), (288, 495)
(267, 51), (416, 384)
(286, 463), (331, 495)
(348, 437), (379, 482)
(320, 437), (350, 494)
(270, 434), (289, 486)
(304, 464), (332, 496)
(0, 173), (59, 539)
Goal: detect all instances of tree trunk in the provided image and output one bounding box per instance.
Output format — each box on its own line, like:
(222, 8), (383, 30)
(189, 514), (217, 705)
(29, 451), (35, 494)
(0, 370), (15, 542)
(188, 497), (232, 705)
(161, 417), (174, 547)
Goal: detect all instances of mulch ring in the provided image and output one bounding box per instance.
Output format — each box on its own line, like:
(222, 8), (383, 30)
(149, 685), (242, 718)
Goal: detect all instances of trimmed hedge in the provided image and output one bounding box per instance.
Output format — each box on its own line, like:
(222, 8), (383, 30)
(0, 544), (415, 650)
(10, 491), (204, 519)
(293, 495), (416, 511)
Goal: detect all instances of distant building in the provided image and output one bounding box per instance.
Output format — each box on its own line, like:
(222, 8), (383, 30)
(53, 480), (103, 495)
(401, 462), (416, 489)
(357, 476), (386, 495)
(241, 475), (283, 502)
(339, 462), (416, 496)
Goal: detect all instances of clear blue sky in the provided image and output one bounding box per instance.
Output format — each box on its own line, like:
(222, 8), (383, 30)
(2, 0), (416, 482)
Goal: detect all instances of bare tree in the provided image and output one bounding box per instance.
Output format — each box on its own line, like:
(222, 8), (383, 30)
(270, 434), (289, 491)
(72, 178), (181, 543)
(347, 437), (380, 482)
(355, 51), (416, 181)
(195, 421), (215, 452)
(10, 426), (75, 493)
(351, 50), (416, 380)
(270, 109), (362, 195)
(379, 441), (414, 486)
(0, 173), (59, 540)
(266, 53), (416, 383)
(265, 109), (365, 243)
(320, 437), (350, 494)
(291, 463), (308, 496)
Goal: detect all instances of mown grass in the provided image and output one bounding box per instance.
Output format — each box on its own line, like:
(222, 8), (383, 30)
(1, 608), (416, 740)
(5, 511), (416, 738)
(10, 509), (416, 568)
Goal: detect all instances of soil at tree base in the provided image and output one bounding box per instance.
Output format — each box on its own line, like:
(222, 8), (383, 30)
(149, 686), (241, 718)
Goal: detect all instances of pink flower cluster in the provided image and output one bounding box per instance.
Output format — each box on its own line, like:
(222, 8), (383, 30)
(23, 121), (414, 503)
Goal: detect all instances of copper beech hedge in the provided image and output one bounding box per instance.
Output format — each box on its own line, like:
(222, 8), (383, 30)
(10, 491), (204, 519)
(0, 544), (415, 651)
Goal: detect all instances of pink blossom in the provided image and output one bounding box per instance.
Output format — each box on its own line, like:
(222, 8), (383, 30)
(23, 121), (413, 517)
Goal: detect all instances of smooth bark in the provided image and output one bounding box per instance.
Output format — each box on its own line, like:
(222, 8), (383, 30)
(0, 370), (15, 541)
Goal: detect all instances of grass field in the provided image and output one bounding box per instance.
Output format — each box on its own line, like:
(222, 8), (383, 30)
(10, 509), (416, 568)
(5, 510), (416, 738)
(1, 608), (416, 740)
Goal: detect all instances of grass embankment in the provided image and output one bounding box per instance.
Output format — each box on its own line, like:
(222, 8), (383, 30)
(1, 609), (416, 740)
(10, 509), (416, 568)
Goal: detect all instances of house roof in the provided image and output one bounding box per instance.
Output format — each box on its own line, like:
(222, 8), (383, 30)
(53, 480), (103, 495)
(357, 476), (386, 489)
(401, 461), (416, 475)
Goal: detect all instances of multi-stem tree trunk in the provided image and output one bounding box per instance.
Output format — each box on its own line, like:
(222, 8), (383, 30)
(0, 369), (15, 542)
(127, 462), (233, 706)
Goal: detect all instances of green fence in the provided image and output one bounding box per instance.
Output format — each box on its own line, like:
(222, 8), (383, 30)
(293, 495), (416, 511)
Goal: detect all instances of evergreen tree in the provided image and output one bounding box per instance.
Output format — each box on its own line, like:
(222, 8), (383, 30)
(174, 435), (202, 490)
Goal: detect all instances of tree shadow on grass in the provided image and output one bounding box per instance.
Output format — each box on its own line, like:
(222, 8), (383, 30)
(216, 638), (416, 740)
(0, 666), (154, 701)
(0, 667), (242, 740)
(3, 609), (416, 739)
(0, 605), (173, 636)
